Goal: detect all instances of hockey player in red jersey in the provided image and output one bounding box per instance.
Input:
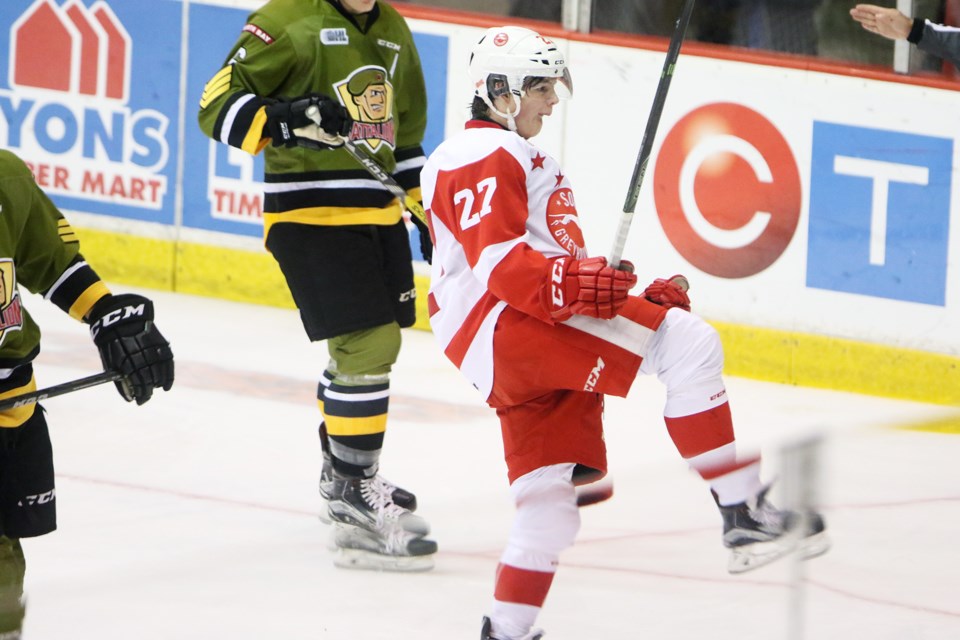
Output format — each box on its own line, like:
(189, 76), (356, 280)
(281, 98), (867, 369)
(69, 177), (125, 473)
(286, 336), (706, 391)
(420, 26), (830, 640)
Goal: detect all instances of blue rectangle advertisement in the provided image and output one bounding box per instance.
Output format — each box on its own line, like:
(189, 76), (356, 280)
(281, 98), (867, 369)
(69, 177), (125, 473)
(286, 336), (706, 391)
(0, 0), (182, 224)
(807, 121), (952, 306)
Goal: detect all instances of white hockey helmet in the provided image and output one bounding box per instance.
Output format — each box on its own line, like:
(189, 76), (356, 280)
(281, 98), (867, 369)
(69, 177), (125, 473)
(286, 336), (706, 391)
(468, 26), (572, 126)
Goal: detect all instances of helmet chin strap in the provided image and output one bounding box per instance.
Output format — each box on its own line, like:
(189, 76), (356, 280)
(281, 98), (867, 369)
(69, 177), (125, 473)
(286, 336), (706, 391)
(483, 91), (522, 132)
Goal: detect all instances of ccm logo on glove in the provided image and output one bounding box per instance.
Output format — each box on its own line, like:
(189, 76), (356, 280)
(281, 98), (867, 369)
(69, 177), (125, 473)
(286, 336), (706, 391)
(550, 257), (568, 308)
(90, 301), (147, 337)
(544, 256), (637, 322)
(87, 294), (174, 405)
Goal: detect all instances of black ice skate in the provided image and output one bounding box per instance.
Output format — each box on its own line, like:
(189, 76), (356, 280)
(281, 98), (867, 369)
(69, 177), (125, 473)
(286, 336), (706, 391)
(317, 423), (417, 524)
(716, 487), (830, 574)
(327, 472), (436, 572)
(480, 616), (544, 640)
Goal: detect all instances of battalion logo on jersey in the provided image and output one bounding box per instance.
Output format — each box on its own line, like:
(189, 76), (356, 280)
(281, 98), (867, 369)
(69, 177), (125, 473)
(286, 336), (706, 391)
(0, 260), (23, 347)
(334, 66), (396, 151)
(547, 188), (586, 258)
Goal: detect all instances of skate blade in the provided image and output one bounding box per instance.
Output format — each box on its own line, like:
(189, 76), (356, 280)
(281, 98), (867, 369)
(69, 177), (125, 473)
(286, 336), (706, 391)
(333, 547), (435, 572)
(326, 506), (430, 536)
(728, 531), (831, 574)
(798, 531), (831, 560)
(322, 528), (339, 552)
(318, 497), (332, 525)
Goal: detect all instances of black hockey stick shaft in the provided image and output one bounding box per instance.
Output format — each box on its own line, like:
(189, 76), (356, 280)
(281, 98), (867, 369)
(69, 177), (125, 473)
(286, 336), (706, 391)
(303, 105), (428, 226)
(339, 139), (429, 226)
(609, 0), (697, 268)
(0, 371), (122, 412)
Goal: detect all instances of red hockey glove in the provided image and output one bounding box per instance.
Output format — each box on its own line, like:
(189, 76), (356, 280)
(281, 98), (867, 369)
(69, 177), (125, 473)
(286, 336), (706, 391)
(643, 274), (691, 311)
(545, 256), (637, 321)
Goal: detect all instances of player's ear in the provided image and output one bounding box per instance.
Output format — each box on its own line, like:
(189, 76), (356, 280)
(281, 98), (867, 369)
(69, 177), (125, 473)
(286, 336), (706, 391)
(493, 92), (516, 113)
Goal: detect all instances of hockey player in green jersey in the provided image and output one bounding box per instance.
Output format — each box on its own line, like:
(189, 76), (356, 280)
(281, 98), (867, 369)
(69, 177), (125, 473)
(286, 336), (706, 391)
(198, 0), (436, 571)
(0, 149), (174, 639)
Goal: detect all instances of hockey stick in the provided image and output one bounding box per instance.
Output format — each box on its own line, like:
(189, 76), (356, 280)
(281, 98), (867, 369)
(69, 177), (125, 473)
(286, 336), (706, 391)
(609, 0), (697, 268)
(0, 371), (122, 412)
(341, 139), (428, 226)
(303, 105), (428, 226)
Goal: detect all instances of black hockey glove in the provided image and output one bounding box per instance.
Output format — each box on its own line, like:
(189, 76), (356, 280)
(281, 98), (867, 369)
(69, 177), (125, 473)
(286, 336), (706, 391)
(264, 93), (352, 150)
(411, 211), (433, 264)
(87, 294), (174, 406)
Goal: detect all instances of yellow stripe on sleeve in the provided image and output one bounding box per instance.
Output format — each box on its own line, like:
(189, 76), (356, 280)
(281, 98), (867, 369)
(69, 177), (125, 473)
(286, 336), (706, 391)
(69, 282), (111, 321)
(241, 106), (271, 155)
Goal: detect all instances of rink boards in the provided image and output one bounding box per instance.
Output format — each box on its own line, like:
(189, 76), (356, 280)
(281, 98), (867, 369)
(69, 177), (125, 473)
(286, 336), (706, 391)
(0, 0), (958, 404)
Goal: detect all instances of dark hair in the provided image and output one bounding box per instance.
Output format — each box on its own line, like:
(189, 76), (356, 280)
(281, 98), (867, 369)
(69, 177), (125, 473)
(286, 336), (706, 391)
(470, 96), (489, 119)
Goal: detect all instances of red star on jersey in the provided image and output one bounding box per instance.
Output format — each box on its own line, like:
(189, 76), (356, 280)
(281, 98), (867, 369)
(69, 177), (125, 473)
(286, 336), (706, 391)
(531, 153), (546, 170)
(555, 172), (564, 187)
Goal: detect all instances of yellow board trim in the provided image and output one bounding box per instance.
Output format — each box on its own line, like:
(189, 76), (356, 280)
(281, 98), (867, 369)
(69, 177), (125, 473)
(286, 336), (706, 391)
(72, 226), (960, 408)
(895, 415), (960, 434)
(712, 321), (960, 406)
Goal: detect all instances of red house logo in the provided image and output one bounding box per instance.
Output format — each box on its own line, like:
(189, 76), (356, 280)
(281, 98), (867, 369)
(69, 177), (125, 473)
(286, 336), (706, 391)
(10, 0), (130, 102)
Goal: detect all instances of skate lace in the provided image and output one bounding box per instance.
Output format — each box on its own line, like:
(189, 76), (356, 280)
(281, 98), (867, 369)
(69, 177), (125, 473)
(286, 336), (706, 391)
(360, 476), (407, 525)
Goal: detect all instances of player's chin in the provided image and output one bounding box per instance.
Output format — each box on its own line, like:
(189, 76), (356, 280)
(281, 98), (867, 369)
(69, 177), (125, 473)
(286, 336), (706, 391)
(522, 123), (543, 139)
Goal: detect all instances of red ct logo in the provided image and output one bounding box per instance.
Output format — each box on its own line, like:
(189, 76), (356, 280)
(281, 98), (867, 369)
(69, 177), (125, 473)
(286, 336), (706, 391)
(654, 102), (801, 278)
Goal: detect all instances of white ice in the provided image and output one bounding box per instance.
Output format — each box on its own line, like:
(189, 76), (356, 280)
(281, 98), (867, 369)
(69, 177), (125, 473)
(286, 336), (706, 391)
(14, 286), (960, 639)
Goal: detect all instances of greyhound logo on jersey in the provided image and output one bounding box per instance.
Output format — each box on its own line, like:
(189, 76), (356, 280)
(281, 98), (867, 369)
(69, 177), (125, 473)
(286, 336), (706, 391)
(334, 66), (395, 152)
(0, 261), (23, 347)
(547, 188), (586, 258)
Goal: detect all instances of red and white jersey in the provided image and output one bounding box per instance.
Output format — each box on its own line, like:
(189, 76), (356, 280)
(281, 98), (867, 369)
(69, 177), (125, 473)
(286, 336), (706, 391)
(421, 120), (589, 399)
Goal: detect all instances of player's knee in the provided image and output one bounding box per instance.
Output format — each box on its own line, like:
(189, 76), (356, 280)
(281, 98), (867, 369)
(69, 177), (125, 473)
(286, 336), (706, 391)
(668, 308), (724, 374)
(328, 322), (402, 377)
(510, 466), (581, 554)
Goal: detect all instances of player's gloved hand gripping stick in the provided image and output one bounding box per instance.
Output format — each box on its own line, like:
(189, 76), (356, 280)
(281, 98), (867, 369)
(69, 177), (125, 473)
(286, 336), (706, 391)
(573, 0), (696, 506)
(0, 293), (174, 412)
